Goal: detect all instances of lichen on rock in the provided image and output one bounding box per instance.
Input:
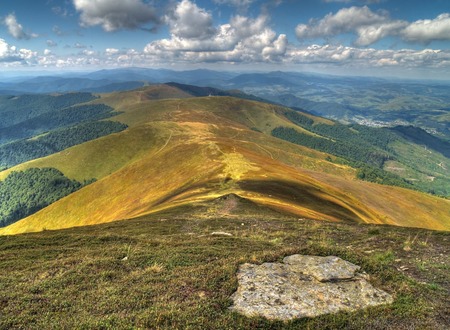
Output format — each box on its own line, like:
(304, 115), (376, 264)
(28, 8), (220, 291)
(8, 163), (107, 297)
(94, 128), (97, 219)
(230, 255), (393, 320)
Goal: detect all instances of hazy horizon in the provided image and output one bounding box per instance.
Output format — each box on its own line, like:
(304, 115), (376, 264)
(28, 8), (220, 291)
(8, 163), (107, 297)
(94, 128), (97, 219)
(1, 1), (450, 80)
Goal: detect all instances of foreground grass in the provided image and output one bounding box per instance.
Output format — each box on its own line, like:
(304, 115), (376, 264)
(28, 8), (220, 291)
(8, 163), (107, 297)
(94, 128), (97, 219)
(0, 210), (449, 329)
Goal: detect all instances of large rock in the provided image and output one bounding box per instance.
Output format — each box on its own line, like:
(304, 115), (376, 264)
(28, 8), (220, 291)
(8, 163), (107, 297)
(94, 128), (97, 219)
(230, 255), (393, 320)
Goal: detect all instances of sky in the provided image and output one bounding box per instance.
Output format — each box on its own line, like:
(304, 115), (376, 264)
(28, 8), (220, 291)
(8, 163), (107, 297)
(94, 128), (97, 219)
(1, 0), (450, 79)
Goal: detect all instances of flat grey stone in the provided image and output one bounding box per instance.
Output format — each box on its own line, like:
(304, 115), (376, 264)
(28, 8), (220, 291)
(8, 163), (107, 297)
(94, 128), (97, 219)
(283, 255), (360, 282)
(230, 255), (393, 320)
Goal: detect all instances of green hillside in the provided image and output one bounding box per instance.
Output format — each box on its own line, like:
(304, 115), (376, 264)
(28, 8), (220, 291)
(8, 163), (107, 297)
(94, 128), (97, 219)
(273, 110), (450, 196)
(0, 85), (449, 234)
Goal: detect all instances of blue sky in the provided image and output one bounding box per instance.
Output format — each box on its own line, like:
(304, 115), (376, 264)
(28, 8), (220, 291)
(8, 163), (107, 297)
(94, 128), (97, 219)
(1, 0), (450, 79)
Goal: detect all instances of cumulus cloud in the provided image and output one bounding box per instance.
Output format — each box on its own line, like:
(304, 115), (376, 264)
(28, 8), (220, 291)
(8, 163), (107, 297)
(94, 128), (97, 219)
(355, 20), (407, 46)
(165, 0), (216, 39)
(2, 36), (449, 76)
(1, 1), (449, 76)
(0, 39), (18, 62)
(73, 0), (159, 32)
(3, 13), (38, 40)
(262, 34), (288, 58)
(402, 13), (450, 43)
(105, 48), (120, 55)
(296, 6), (450, 46)
(144, 1), (287, 63)
(0, 38), (37, 63)
(81, 49), (96, 56)
(295, 6), (407, 46)
(287, 44), (450, 70)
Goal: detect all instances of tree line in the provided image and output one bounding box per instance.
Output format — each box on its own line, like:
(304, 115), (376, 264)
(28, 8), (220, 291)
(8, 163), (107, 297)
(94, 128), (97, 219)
(0, 168), (92, 228)
(0, 103), (120, 144)
(0, 121), (127, 169)
(0, 93), (96, 129)
(272, 110), (414, 189)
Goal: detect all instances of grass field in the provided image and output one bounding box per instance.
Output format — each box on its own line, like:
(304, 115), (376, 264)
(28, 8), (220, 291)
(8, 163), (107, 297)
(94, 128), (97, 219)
(1, 202), (448, 329)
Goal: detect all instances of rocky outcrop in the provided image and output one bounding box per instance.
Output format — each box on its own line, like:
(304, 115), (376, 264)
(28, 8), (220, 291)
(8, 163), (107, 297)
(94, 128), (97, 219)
(230, 255), (393, 320)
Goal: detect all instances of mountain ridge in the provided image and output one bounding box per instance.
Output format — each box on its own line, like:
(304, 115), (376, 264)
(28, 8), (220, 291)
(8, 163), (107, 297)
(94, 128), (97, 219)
(1, 84), (449, 234)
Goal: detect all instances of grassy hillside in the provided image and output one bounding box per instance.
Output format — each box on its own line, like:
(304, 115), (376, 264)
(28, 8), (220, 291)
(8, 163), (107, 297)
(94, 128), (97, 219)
(0, 123), (171, 183)
(1, 208), (448, 329)
(273, 110), (450, 196)
(1, 86), (449, 234)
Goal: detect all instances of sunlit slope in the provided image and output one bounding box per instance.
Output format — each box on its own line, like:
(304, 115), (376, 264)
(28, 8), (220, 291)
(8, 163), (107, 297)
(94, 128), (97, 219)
(1, 88), (449, 234)
(0, 123), (173, 182)
(0, 91), (341, 182)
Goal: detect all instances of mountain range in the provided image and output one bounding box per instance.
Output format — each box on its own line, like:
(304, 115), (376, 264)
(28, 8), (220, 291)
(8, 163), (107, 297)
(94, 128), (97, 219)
(2, 68), (449, 141)
(0, 82), (449, 234)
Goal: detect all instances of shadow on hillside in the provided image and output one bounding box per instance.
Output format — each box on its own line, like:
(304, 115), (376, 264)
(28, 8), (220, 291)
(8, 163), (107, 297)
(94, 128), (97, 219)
(238, 179), (366, 223)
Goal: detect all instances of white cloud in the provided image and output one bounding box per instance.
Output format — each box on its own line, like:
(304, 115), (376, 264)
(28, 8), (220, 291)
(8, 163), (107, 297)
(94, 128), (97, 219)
(3, 13), (38, 40)
(0, 39), (16, 61)
(355, 20), (407, 46)
(262, 34), (288, 59)
(402, 13), (450, 43)
(1, 37), (449, 78)
(165, 0), (216, 39)
(46, 39), (58, 47)
(73, 0), (159, 32)
(287, 44), (450, 70)
(1, 2), (449, 78)
(295, 6), (405, 46)
(18, 48), (37, 60)
(296, 6), (450, 46)
(105, 48), (120, 55)
(82, 49), (96, 56)
(0, 39), (25, 62)
(145, 1), (287, 63)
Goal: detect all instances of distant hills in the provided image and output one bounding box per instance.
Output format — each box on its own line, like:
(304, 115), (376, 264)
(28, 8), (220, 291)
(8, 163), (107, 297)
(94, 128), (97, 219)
(0, 68), (236, 94)
(2, 68), (448, 141)
(0, 83), (449, 234)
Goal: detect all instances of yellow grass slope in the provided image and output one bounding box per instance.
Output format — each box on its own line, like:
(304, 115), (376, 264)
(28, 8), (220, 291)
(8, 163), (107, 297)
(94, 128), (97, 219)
(1, 86), (449, 235)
